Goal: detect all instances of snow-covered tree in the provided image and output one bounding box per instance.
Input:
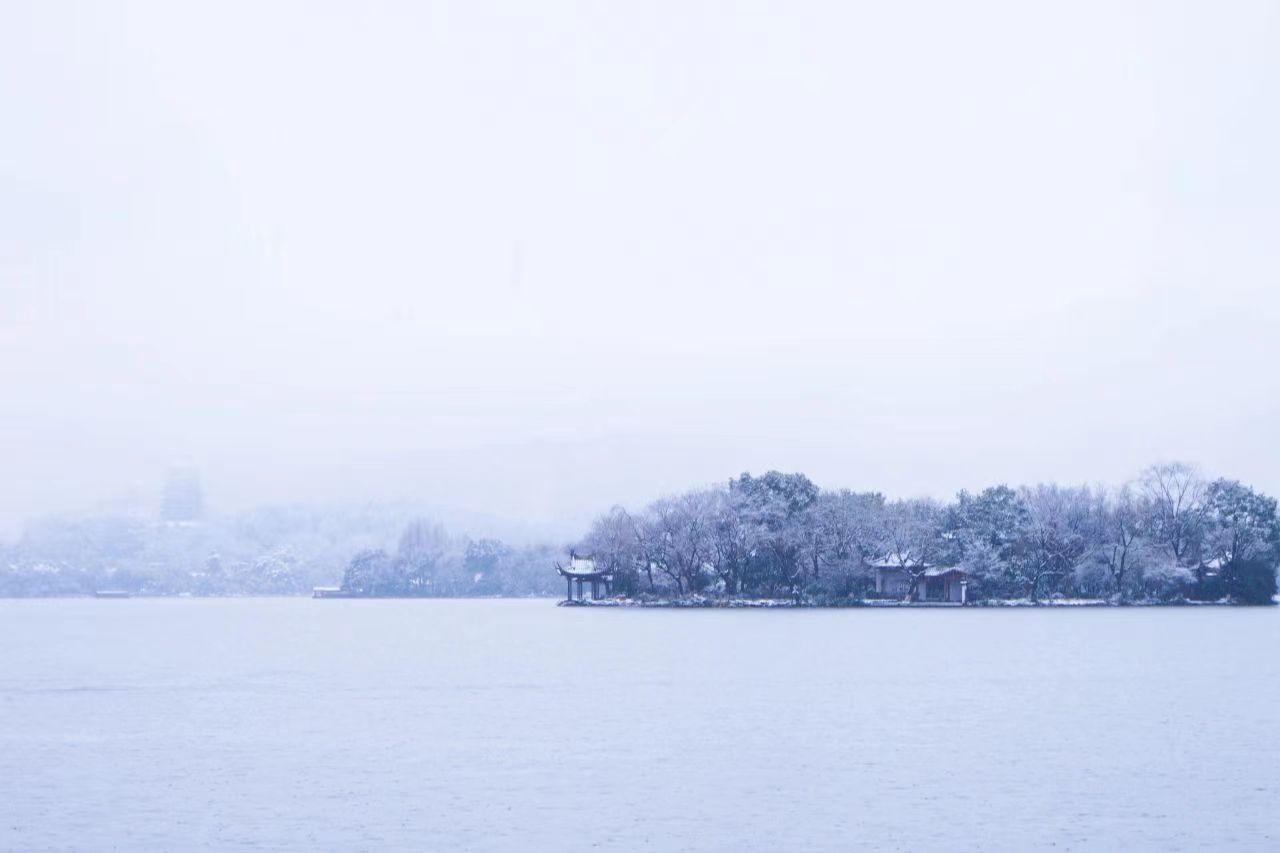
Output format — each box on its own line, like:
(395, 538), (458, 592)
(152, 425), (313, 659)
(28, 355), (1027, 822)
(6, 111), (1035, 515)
(731, 471), (820, 597)
(1139, 462), (1207, 569)
(1015, 484), (1093, 601)
(1203, 479), (1280, 567)
(802, 489), (883, 597)
(1091, 486), (1150, 602)
(875, 497), (945, 598)
(579, 506), (645, 595)
(945, 485), (1030, 597)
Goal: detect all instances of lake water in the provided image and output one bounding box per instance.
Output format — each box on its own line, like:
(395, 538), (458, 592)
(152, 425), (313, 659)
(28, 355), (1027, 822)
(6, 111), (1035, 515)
(1, 599), (1277, 851)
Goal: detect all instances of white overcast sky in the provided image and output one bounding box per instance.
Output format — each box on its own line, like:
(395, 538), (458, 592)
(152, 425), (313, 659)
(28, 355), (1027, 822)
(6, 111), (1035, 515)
(2, 1), (1278, 538)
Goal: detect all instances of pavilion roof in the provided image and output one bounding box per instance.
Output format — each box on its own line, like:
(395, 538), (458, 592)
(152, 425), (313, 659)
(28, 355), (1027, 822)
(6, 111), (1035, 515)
(556, 565), (614, 579)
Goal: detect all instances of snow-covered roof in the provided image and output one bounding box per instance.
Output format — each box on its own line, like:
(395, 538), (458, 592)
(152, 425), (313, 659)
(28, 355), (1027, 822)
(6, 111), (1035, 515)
(922, 566), (965, 577)
(868, 561), (964, 577)
(867, 554), (915, 570)
(558, 553), (612, 578)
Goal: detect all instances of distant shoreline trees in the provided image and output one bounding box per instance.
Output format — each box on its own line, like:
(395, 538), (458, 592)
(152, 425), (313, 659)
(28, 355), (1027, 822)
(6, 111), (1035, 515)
(576, 464), (1280, 605)
(337, 520), (558, 597)
(0, 506), (561, 598)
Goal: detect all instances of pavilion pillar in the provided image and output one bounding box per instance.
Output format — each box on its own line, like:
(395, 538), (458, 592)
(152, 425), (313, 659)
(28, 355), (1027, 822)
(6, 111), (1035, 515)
(566, 576), (573, 602)
(575, 578), (583, 600)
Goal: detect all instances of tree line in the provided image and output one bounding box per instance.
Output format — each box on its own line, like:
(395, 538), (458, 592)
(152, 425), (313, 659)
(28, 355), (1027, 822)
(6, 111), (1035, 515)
(338, 520), (559, 597)
(1, 505), (559, 598)
(575, 464), (1280, 604)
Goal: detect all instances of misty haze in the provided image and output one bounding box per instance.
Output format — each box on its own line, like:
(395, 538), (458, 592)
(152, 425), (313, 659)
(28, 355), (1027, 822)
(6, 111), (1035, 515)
(2, 2), (1278, 851)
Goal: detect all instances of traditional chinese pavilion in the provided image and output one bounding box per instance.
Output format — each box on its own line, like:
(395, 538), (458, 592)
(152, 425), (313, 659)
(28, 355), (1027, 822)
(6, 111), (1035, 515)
(556, 552), (614, 602)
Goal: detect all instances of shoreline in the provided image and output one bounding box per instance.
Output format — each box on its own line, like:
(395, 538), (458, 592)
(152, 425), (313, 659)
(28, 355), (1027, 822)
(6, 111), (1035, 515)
(558, 597), (1270, 608)
(0, 594), (1270, 607)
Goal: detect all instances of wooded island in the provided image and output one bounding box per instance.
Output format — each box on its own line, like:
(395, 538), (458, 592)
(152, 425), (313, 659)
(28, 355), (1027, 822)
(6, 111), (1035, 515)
(566, 463), (1278, 606)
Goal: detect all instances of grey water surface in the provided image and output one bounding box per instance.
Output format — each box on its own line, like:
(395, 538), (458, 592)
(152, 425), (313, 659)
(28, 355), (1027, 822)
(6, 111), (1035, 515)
(2, 599), (1277, 851)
